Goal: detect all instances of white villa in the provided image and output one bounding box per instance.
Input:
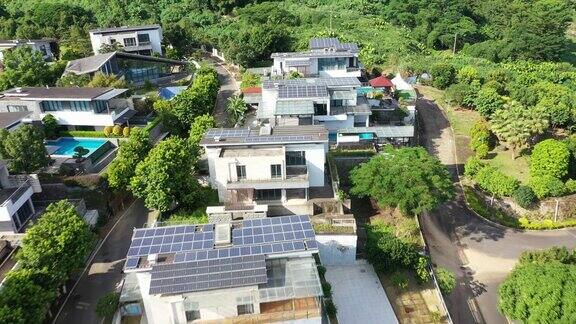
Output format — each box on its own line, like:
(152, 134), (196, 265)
(89, 25), (163, 56)
(120, 215), (323, 323)
(0, 87), (135, 130)
(200, 125), (329, 215)
(271, 38), (361, 78)
(0, 161), (41, 234)
(0, 39), (57, 62)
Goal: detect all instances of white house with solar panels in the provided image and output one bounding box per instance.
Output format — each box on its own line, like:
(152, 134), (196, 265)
(258, 77), (370, 133)
(271, 38), (361, 78)
(120, 215), (323, 323)
(200, 125), (329, 216)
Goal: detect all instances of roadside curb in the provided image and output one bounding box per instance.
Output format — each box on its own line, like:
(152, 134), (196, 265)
(421, 91), (576, 234)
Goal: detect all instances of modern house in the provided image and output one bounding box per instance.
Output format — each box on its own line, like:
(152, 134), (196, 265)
(89, 25), (163, 56)
(0, 87), (135, 130)
(271, 38), (361, 78)
(200, 125), (329, 215)
(0, 111), (32, 131)
(121, 215), (323, 323)
(0, 39), (57, 62)
(64, 51), (187, 86)
(258, 77), (370, 132)
(0, 161), (41, 234)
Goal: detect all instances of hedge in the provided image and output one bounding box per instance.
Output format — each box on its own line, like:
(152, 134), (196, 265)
(58, 130), (125, 138)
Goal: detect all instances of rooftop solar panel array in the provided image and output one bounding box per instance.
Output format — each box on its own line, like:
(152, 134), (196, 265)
(242, 135), (314, 144)
(309, 38), (340, 49)
(149, 255), (267, 295)
(278, 85), (328, 99)
(263, 77), (361, 89)
(206, 129), (251, 138)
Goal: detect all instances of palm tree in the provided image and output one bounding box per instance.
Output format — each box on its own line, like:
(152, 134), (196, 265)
(226, 96), (247, 125)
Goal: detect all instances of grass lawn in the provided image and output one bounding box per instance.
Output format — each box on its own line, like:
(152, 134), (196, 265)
(160, 186), (219, 225)
(483, 147), (530, 183)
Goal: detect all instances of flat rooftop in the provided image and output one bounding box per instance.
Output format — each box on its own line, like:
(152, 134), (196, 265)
(89, 24), (160, 34)
(271, 38), (359, 59)
(221, 147), (283, 158)
(0, 87), (128, 101)
(201, 125), (328, 147)
(263, 77), (361, 89)
(124, 215), (319, 296)
(0, 111), (32, 129)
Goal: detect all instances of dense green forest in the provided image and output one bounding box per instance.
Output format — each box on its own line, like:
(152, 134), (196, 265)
(0, 0), (573, 68)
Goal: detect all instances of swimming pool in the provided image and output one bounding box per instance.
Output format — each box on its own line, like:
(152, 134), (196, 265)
(359, 133), (374, 140)
(46, 138), (109, 157)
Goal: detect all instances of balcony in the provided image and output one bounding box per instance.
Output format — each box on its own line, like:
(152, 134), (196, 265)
(227, 166), (309, 190)
(0, 180), (31, 207)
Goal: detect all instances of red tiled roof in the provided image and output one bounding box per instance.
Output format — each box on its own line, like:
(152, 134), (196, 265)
(241, 87), (262, 94)
(369, 76), (393, 88)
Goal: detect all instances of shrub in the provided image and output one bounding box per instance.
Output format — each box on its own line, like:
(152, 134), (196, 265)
(530, 175), (566, 199)
(317, 265), (327, 278)
(475, 166), (519, 197)
(112, 125), (122, 136)
(42, 114), (59, 139)
(430, 63), (456, 89)
(122, 126), (131, 137)
(530, 139), (570, 179)
(95, 292), (119, 318)
(474, 86), (504, 118)
(435, 267), (456, 294)
(391, 272), (409, 290)
(513, 185), (537, 208)
(325, 299), (338, 317)
(321, 281), (332, 298)
(469, 120), (493, 158)
(464, 157), (485, 178)
(519, 246), (576, 265)
(103, 126), (113, 137)
(457, 65), (479, 84)
(565, 179), (576, 194)
(415, 256), (431, 284)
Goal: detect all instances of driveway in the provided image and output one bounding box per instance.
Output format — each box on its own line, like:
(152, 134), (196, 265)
(418, 98), (576, 324)
(54, 200), (149, 324)
(325, 260), (398, 324)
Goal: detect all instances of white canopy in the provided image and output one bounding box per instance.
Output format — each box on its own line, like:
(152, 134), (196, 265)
(391, 73), (413, 91)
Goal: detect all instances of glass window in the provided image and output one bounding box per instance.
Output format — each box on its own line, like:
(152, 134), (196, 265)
(6, 105), (28, 112)
(286, 151), (306, 166)
(41, 101), (63, 112)
(236, 165), (246, 180)
(318, 57), (347, 71)
(93, 101), (108, 113)
(237, 304), (254, 316)
(255, 189), (282, 201)
(124, 38), (137, 47)
(271, 164), (282, 179)
(137, 33), (151, 44)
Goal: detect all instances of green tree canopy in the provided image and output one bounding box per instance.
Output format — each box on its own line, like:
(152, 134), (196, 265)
(0, 269), (54, 324)
(490, 100), (549, 158)
(530, 139), (570, 179)
(189, 114), (215, 145)
(19, 200), (92, 285)
(0, 46), (53, 90)
(0, 124), (49, 173)
(350, 147), (454, 215)
(107, 128), (152, 192)
(226, 95), (247, 125)
(474, 85), (504, 118)
(130, 137), (200, 212)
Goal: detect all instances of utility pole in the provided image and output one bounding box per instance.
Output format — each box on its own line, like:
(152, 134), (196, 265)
(452, 33), (458, 54)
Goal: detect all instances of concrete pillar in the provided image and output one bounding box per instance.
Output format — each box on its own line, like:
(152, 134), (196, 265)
(305, 188), (309, 200)
(281, 189), (287, 203)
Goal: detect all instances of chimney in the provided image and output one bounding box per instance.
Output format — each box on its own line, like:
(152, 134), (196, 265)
(259, 125), (271, 136)
(147, 254), (157, 265)
(214, 223), (231, 246)
(214, 136), (221, 142)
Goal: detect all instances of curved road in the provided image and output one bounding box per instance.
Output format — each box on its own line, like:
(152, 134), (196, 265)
(417, 97), (576, 324)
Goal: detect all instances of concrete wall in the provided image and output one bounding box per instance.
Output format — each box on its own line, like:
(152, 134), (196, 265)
(316, 234), (357, 265)
(0, 100), (40, 119)
(285, 144), (325, 187)
(314, 115), (354, 132)
(39, 111), (115, 127)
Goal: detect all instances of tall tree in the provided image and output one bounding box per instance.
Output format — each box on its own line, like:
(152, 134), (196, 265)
(0, 46), (52, 90)
(490, 100), (549, 158)
(189, 114), (215, 145)
(350, 147), (454, 215)
(107, 128), (152, 192)
(0, 124), (49, 173)
(0, 269), (53, 324)
(130, 137), (200, 212)
(19, 200), (92, 284)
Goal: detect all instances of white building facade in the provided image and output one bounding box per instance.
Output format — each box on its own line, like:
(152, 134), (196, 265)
(271, 38), (361, 78)
(201, 126), (329, 211)
(0, 39), (57, 62)
(89, 25), (163, 56)
(0, 161), (41, 233)
(0, 87), (134, 130)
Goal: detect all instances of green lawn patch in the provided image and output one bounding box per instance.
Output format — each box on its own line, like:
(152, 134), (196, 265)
(159, 186), (219, 225)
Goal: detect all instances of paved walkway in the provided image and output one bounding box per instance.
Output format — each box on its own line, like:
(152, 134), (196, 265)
(54, 200), (150, 324)
(207, 57), (239, 126)
(325, 260), (398, 324)
(417, 97), (576, 324)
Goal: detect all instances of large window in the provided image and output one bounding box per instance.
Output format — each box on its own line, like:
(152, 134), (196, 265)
(93, 101), (108, 113)
(6, 105), (28, 112)
(124, 38), (137, 47)
(236, 165), (246, 180)
(286, 151), (306, 166)
(313, 103), (327, 115)
(255, 189), (282, 201)
(318, 57), (347, 71)
(271, 164), (282, 179)
(41, 101), (63, 112)
(70, 101), (91, 112)
(137, 33), (151, 45)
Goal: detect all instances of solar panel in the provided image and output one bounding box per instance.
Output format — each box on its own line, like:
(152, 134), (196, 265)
(205, 128), (250, 138)
(278, 85), (328, 99)
(125, 257), (139, 269)
(128, 224), (215, 258)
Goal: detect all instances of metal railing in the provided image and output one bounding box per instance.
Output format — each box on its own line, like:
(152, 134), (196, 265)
(1, 179), (31, 206)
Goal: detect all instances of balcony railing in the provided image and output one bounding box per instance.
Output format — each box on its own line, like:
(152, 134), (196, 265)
(230, 166), (308, 184)
(1, 180), (31, 207)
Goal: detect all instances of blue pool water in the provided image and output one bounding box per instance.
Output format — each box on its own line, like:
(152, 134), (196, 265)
(359, 133), (374, 140)
(46, 138), (108, 157)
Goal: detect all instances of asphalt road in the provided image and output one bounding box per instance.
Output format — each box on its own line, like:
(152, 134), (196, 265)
(210, 58), (239, 126)
(54, 200), (149, 324)
(418, 97), (576, 324)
